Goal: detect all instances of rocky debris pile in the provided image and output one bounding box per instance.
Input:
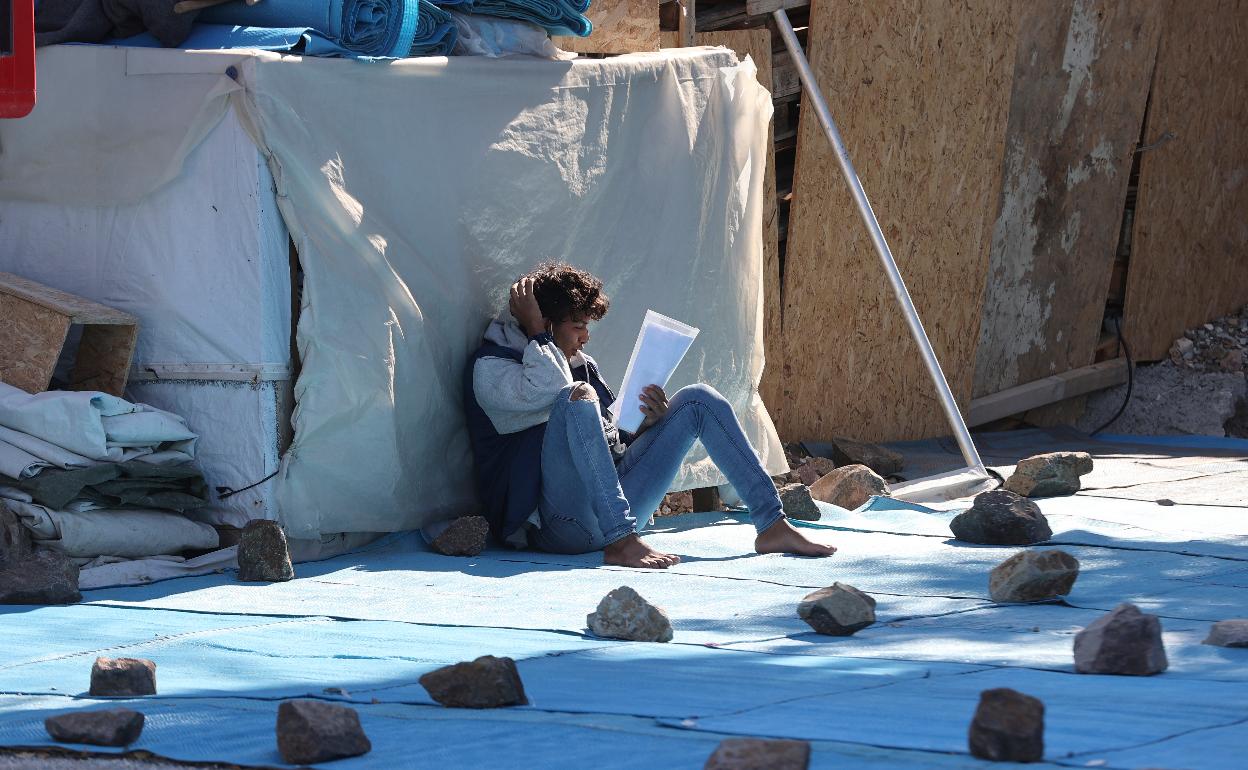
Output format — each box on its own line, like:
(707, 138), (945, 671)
(793, 456), (836, 487)
(809, 464), (890, 510)
(587, 586), (674, 642)
(1203, 619), (1248, 648)
(777, 483), (821, 521)
(967, 688), (1044, 763)
(90, 657), (157, 696)
(429, 516), (489, 556)
(419, 655), (528, 708)
(276, 700), (371, 764)
(797, 583), (876, 636)
(0, 503), (81, 605)
(989, 550), (1080, 603)
(45, 708), (145, 747)
(654, 490), (694, 518)
(704, 737), (811, 769)
(828, 437), (904, 477)
(1079, 309), (1248, 437)
(1003, 452), (1093, 497)
(236, 519), (294, 582)
(951, 491), (1053, 545)
(1074, 603), (1168, 675)
(1167, 307), (1248, 373)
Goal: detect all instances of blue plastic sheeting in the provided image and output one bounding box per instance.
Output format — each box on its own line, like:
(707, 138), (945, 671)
(200, 0), (422, 57)
(0, 695), (1079, 769)
(727, 605), (1247, 682)
(662, 667), (1248, 760)
(1097, 433), (1248, 451)
(107, 24), (310, 51)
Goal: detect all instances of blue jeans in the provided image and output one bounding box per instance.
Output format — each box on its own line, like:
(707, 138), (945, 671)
(530, 383), (784, 554)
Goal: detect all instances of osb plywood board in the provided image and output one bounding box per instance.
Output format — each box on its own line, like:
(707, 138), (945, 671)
(72, 324), (138, 397)
(0, 298), (70, 394)
(1124, 0), (1248, 360)
(554, 0), (658, 54)
(0, 271), (134, 325)
(780, 0), (1018, 443)
(972, 1), (1162, 409)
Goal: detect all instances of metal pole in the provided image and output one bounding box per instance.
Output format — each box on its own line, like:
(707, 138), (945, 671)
(772, 10), (985, 474)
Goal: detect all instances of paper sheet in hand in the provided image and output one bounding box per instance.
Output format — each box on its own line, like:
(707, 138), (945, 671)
(609, 310), (700, 433)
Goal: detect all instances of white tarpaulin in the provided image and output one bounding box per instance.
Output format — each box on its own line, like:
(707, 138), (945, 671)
(231, 48), (782, 538)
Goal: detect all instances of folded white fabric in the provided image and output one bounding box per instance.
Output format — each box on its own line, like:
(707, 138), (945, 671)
(4, 499), (218, 558)
(0, 382), (197, 462)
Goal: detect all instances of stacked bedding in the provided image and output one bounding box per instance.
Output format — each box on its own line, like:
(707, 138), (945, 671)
(0, 382), (216, 562)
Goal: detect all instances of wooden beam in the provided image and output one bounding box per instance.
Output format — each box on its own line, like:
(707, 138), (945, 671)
(678, 0), (696, 47)
(967, 358), (1128, 427)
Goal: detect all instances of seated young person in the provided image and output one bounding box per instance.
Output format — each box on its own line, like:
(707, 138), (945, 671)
(463, 262), (837, 568)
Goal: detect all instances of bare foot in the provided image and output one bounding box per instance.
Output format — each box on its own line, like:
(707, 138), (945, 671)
(755, 518), (838, 557)
(603, 534), (681, 569)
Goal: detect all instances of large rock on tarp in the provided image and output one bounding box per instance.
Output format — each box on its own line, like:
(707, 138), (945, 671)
(419, 656), (528, 708)
(950, 491), (1052, 545)
(1003, 452), (1093, 497)
(429, 516), (489, 556)
(830, 437), (904, 477)
(587, 586), (674, 642)
(0, 548), (81, 605)
(276, 700), (371, 764)
(704, 737), (811, 769)
(1074, 603), (1168, 676)
(236, 519), (294, 582)
(809, 464), (889, 510)
(777, 484), (820, 522)
(968, 688), (1044, 762)
(988, 550), (1079, 603)
(797, 583), (876, 636)
(45, 709), (145, 747)
(0, 502), (32, 568)
(1203, 619), (1248, 648)
(90, 657), (157, 696)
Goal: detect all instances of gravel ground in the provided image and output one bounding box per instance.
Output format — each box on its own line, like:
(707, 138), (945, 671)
(1077, 359), (1247, 436)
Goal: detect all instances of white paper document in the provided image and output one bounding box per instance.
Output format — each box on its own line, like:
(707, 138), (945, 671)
(609, 310), (700, 433)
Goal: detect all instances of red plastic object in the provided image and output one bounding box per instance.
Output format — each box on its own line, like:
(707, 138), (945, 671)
(0, 0), (36, 119)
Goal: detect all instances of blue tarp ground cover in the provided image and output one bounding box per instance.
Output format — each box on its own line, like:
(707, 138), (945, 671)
(2, 444), (1246, 768)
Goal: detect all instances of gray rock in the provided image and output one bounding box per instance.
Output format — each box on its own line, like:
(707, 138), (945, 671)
(45, 709), (144, 747)
(89, 657), (156, 696)
(419, 655), (528, 708)
(989, 550), (1080, 603)
(276, 700), (371, 764)
(0, 502), (32, 568)
(704, 737), (811, 769)
(587, 586), (673, 642)
(808, 464), (889, 510)
(429, 516), (489, 556)
(950, 490), (1052, 545)
(1074, 603), (1168, 676)
(0, 548), (81, 605)
(830, 437), (904, 476)
(1003, 452), (1094, 497)
(794, 456), (836, 487)
(777, 483), (821, 522)
(236, 519), (294, 582)
(1203, 619), (1248, 648)
(797, 583), (876, 636)
(968, 688), (1044, 762)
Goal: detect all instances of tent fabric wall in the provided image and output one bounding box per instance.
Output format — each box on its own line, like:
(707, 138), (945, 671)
(230, 49), (781, 538)
(0, 64), (291, 527)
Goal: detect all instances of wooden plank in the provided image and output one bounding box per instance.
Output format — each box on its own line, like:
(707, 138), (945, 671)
(0, 271), (135, 325)
(0, 298), (70, 394)
(971, 0), (1161, 430)
(679, 0), (697, 48)
(779, 0), (1018, 443)
(696, 29), (783, 421)
(553, 0), (659, 54)
(746, 0), (807, 16)
(71, 324), (138, 397)
(968, 358), (1128, 427)
(1124, 0), (1248, 360)
(770, 50), (800, 99)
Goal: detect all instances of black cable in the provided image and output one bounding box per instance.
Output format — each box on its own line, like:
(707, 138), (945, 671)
(1091, 315), (1134, 436)
(216, 469), (280, 500)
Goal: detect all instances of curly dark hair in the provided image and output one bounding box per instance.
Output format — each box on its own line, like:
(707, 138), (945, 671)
(522, 262), (610, 324)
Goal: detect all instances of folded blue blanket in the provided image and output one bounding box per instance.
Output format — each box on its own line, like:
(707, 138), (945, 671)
(450, 0), (591, 37)
(411, 0), (457, 54)
(200, 0), (422, 58)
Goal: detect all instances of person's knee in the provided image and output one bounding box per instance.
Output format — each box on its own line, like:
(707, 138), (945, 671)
(674, 383), (727, 408)
(570, 382), (598, 402)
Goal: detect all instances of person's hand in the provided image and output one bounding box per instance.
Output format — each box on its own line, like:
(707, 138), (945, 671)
(509, 277), (547, 337)
(637, 385), (669, 432)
